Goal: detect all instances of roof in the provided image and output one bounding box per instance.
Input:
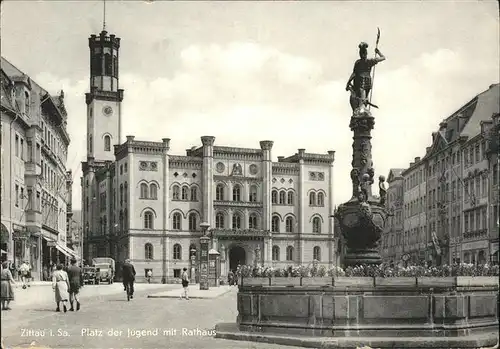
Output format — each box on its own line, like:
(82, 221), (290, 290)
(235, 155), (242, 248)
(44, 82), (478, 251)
(387, 168), (405, 182)
(460, 83), (500, 139)
(0, 70), (17, 112)
(1, 56), (50, 98)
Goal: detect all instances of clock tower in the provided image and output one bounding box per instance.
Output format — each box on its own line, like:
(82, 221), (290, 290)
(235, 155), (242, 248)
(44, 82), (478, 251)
(85, 29), (123, 161)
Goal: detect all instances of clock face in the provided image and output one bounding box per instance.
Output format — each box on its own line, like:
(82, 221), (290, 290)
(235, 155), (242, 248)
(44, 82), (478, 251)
(103, 106), (113, 116)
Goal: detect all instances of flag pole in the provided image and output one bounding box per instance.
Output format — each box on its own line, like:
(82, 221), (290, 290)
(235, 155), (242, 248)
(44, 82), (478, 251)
(368, 28), (380, 111)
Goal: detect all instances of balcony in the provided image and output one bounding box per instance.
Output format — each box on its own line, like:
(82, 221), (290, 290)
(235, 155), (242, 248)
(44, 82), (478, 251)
(24, 161), (42, 177)
(210, 228), (270, 240)
(25, 210), (42, 233)
(213, 200), (263, 208)
(464, 229), (488, 240)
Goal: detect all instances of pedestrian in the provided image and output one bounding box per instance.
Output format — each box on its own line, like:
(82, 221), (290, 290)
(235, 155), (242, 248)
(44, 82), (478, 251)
(180, 267), (189, 300)
(1, 261), (16, 310)
(146, 269), (152, 283)
(122, 259), (136, 299)
(19, 261), (31, 289)
(67, 258), (83, 311)
(43, 265), (48, 281)
(52, 264), (70, 313)
(235, 265), (241, 286)
(227, 270), (234, 286)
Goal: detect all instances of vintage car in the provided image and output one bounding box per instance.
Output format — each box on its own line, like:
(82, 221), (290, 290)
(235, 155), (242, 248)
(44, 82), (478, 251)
(83, 266), (100, 285)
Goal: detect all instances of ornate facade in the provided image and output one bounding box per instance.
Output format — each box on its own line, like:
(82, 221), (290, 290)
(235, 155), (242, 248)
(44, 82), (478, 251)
(81, 30), (337, 282)
(1, 57), (75, 279)
(380, 169), (405, 263)
(381, 84), (499, 266)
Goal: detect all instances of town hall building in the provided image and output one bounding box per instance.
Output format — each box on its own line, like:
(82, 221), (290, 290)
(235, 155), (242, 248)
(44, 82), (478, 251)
(81, 29), (337, 283)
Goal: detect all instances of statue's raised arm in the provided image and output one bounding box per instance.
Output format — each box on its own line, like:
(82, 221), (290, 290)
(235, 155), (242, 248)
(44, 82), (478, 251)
(346, 42), (386, 112)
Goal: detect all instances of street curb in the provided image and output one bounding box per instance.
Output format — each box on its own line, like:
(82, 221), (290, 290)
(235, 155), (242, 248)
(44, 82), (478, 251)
(147, 288), (232, 299)
(214, 323), (500, 349)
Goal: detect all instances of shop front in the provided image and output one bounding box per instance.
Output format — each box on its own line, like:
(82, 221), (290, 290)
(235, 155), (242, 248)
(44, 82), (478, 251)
(462, 239), (489, 265)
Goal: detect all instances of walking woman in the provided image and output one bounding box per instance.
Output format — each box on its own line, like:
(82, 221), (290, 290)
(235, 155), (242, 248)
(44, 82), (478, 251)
(1, 261), (15, 310)
(52, 264), (70, 313)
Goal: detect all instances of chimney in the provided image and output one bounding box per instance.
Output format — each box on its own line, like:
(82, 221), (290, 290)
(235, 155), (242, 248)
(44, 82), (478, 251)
(126, 135), (135, 142)
(278, 156), (285, 162)
(415, 157), (421, 162)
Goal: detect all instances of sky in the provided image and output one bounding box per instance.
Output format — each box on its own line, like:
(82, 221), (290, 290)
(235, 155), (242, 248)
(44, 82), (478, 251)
(1, 0), (499, 211)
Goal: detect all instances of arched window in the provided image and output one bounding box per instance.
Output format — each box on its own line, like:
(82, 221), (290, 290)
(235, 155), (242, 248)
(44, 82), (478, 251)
(272, 246), (280, 261)
(190, 187), (197, 201)
(317, 192), (324, 206)
(232, 185), (241, 201)
(123, 209), (128, 230)
(216, 212), (225, 228)
(285, 217), (293, 233)
(271, 216), (280, 232)
(181, 186), (189, 200)
(119, 210), (124, 231)
(104, 135), (111, 151)
(232, 213), (241, 229)
(145, 243), (153, 260)
(173, 244), (181, 260)
(287, 191), (294, 205)
(144, 211), (154, 229)
(150, 183), (158, 200)
(286, 246), (294, 261)
(119, 184), (123, 205)
(249, 185), (258, 202)
(249, 214), (258, 229)
(104, 53), (112, 75)
(216, 184), (225, 201)
(271, 190), (278, 204)
(172, 185), (180, 200)
(313, 246), (321, 261)
(124, 182), (128, 203)
(188, 213), (197, 231)
(279, 191), (286, 204)
(140, 183), (148, 199)
(309, 192), (316, 206)
(312, 217), (321, 233)
(172, 213), (181, 230)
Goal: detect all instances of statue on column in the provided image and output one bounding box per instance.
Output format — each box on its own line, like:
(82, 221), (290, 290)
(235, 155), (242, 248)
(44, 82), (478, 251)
(345, 41), (386, 112)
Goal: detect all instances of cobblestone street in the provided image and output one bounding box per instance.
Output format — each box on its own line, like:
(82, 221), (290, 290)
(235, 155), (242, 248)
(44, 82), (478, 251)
(1, 284), (296, 349)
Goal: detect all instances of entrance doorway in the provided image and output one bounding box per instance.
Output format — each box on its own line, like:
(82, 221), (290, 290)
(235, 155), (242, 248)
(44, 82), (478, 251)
(229, 246), (246, 272)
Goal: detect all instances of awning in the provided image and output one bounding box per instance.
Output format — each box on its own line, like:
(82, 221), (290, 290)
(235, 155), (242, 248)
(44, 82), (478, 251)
(55, 244), (71, 257)
(56, 243), (81, 260)
(1, 249), (7, 254)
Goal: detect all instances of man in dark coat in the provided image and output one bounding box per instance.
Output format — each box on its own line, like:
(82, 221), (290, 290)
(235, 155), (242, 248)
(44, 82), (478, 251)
(67, 258), (83, 311)
(122, 259), (136, 299)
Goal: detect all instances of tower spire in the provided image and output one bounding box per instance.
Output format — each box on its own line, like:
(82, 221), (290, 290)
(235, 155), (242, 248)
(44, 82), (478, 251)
(103, 0), (106, 31)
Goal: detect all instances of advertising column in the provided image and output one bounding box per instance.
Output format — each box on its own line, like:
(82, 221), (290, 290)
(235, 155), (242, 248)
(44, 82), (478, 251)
(199, 235), (210, 290)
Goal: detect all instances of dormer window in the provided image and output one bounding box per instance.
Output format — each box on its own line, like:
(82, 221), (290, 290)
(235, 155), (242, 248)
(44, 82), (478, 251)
(24, 91), (30, 115)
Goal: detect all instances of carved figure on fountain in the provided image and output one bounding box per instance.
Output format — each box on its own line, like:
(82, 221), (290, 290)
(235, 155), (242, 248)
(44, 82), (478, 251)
(350, 168), (360, 198)
(378, 175), (387, 206)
